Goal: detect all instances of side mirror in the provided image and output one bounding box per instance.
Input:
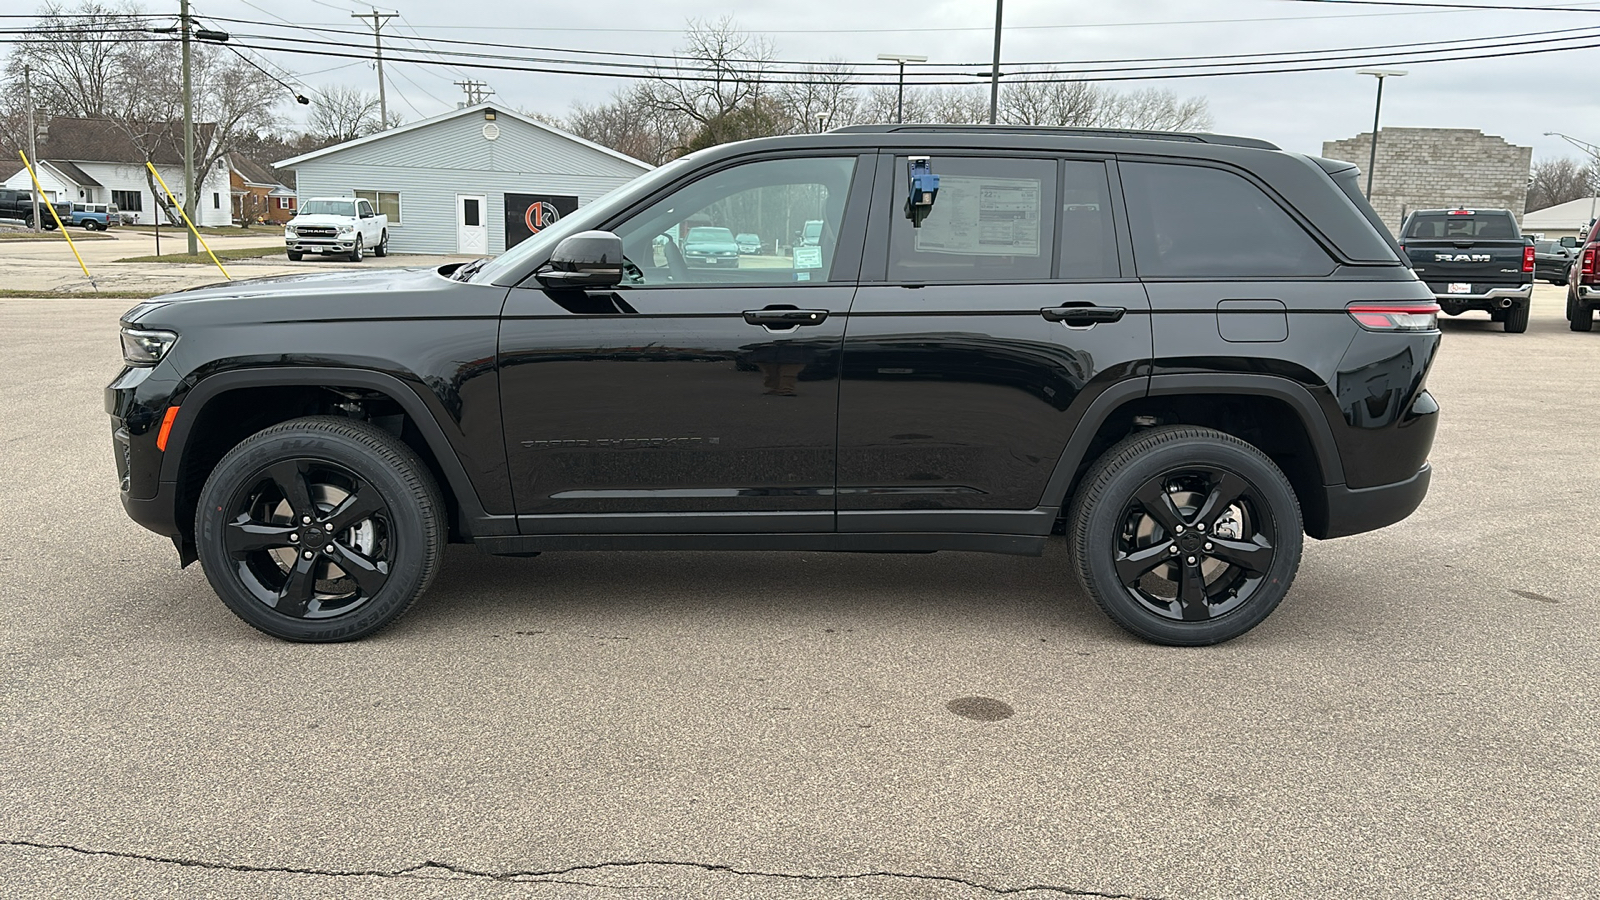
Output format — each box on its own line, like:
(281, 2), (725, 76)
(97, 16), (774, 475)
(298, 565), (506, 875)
(1560, 236), (1579, 248)
(536, 230), (624, 289)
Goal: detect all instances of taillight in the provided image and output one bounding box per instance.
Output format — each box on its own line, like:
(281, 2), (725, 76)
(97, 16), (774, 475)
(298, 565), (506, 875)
(1584, 248), (1595, 277)
(1348, 302), (1439, 332)
(1523, 245), (1535, 273)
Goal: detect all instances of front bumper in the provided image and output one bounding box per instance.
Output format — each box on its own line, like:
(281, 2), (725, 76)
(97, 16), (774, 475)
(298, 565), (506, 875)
(286, 238), (357, 253)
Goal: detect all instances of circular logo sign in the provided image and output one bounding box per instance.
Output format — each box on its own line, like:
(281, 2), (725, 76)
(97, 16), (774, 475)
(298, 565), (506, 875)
(525, 201), (561, 235)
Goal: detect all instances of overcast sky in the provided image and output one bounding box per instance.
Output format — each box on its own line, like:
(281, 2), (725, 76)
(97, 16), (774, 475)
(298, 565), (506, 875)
(196, 0), (1600, 163)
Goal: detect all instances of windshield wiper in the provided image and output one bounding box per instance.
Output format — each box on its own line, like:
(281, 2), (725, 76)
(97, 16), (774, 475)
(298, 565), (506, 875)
(453, 258), (489, 282)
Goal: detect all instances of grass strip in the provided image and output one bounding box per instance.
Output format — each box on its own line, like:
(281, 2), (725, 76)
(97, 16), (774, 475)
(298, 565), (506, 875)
(0, 289), (160, 299)
(115, 246), (285, 264)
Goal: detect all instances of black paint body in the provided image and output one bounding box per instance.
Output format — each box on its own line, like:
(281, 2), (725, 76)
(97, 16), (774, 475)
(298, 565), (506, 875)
(109, 127), (1440, 561)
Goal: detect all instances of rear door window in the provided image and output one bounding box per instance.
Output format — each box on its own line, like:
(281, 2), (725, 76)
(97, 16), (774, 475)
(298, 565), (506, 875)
(888, 156), (1056, 283)
(1120, 161), (1335, 278)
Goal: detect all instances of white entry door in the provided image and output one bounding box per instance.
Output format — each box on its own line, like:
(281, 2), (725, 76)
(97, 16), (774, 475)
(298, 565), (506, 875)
(456, 194), (488, 254)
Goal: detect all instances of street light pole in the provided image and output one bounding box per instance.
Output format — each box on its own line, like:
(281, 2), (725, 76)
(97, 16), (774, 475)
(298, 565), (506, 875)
(1358, 68), (1407, 201)
(877, 53), (927, 124)
(989, 0), (1004, 125)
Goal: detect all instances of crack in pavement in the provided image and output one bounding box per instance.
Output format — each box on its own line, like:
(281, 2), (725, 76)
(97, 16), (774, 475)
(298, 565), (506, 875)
(1, 838), (1164, 898)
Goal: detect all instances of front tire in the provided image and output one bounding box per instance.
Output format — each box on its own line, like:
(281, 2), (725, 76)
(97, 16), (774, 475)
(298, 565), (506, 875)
(1068, 426), (1303, 646)
(1503, 301), (1530, 333)
(286, 250), (303, 261)
(349, 235), (364, 263)
(195, 416), (444, 642)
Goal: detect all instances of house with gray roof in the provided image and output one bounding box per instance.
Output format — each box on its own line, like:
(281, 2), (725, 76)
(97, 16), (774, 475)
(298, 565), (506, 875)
(0, 117), (232, 226)
(276, 103), (651, 255)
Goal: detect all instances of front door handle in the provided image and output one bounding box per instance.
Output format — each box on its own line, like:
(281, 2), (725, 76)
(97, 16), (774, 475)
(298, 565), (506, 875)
(1041, 305), (1125, 325)
(743, 308), (829, 328)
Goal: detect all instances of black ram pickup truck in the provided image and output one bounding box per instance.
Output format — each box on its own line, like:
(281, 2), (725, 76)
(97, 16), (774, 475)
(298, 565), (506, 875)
(1400, 207), (1534, 332)
(108, 125), (1441, 647)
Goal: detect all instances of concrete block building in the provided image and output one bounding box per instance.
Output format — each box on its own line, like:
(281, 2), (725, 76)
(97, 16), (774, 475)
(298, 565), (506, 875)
(1322, 128), (1532, 234)
(277, 104), (651, 255)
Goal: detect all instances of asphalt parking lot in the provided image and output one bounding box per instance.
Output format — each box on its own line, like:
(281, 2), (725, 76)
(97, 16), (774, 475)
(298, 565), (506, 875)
(1, 286), (1596, 899)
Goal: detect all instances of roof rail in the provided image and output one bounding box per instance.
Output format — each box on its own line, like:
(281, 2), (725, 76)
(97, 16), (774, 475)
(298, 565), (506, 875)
(828, 123), (1280, 151)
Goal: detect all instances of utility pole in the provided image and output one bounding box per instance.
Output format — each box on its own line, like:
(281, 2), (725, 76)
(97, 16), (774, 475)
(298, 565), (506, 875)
(180, 0), (198, 253)
(877, 53), (926, 124)
(988, 0), (1004, 125)
(353, 8), (397, 127)
(23, 65), (41, 233)
(454, 80), (492, 106)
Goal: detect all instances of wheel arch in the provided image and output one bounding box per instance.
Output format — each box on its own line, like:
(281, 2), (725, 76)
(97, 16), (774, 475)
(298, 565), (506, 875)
(160, 368), (507, 556)
(1042, 374), (1344, 536)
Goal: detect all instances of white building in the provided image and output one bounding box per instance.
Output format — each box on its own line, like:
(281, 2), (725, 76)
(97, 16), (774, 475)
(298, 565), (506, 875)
(1, 117), (232, 226)
(1521, 196), (1600, 242)
(277, 104), (650, 255)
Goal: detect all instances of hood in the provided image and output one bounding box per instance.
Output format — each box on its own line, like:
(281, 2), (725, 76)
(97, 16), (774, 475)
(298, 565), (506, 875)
(287, 213), (359, 228)
(123, 265), (468, 328)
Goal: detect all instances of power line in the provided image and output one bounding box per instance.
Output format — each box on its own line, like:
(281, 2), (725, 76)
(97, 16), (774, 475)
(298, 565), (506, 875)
(1275, 0), (1600, 12)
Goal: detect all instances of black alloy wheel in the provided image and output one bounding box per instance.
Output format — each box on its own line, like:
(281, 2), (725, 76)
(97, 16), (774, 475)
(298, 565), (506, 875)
(1069, 426), (1303, 646)
(196, 416), (443, 641)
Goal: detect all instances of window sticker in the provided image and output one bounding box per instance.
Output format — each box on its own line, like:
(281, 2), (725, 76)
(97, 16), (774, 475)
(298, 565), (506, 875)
(793, 245), (824, 269)
(913, 175), (1041, 257)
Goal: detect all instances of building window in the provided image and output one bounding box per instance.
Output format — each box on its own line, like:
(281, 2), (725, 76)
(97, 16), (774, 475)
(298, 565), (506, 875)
(277, 196), (292, 210)
(354, 190), (401, 225)
(213, 192), (221, 209)
(111, 189), (142, 211)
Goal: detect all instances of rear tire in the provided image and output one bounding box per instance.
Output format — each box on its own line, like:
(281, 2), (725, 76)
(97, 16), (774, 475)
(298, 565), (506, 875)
(195, 416), (445, 642)
(1068, 426), (1303, 646)
(1503, 302), (1530, 333)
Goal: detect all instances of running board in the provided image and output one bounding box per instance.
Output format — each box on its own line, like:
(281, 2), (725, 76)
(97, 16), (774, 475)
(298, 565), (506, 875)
(473, 532), (1047, 557)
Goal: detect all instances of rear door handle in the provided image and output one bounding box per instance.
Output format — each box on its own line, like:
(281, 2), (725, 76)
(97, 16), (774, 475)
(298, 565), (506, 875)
(743, 308), (829, 328)
(1040, 305), (1125, 325)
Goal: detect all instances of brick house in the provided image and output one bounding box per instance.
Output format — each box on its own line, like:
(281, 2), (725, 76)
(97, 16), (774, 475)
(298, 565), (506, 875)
(228, 153), (296, 225)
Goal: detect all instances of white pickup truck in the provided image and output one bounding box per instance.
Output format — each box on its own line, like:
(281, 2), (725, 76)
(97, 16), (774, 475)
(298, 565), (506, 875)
(285, 197), (389, 262)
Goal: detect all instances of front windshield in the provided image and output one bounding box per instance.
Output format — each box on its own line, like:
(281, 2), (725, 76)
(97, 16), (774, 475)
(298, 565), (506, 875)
(472, 155), (696, 285)
(298, 200), (356, 217)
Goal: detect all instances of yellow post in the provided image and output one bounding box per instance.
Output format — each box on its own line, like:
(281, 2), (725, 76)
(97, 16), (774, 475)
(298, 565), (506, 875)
(19, 150), (92, 282)
(144, 161), (230, 280)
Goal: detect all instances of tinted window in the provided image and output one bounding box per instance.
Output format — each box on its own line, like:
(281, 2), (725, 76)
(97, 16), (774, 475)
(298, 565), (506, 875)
(1058, 161), (1119, 279)
(611, 156), (857, 288)
(1121, 162), (1335, 278)
(1403, 212), (1518, 240)
(889, 156), (1056, 283)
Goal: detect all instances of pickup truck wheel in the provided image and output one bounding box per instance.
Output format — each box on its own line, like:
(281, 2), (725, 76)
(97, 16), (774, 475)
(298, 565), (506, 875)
(1068, 426), (1302, 646)
(286, 250), (303, 261)
(1439, 301), (1466, 316)
(195, 416), (445, 642)
(1503, 302), (1530, 333)
(374, 230), (388, 257)
(349, 235), (364, 263)
(1573, 298), (1594, 332)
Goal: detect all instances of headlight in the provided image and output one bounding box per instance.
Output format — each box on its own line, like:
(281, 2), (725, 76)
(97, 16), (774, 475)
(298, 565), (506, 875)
(121, 327), (178, 366)
(284, 224), (297, 236)
(338, 224), (355, 235)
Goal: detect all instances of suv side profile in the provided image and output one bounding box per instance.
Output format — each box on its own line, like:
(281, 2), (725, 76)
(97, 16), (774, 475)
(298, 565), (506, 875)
(108, 125), (1440, 646)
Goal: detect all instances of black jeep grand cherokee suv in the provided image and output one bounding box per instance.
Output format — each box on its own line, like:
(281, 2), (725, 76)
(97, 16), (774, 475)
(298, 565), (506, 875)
(108, 125), (1440, 646)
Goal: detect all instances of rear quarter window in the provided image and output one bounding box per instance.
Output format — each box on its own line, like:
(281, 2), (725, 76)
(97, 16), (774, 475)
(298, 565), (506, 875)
(1120, 161), (1335, 278)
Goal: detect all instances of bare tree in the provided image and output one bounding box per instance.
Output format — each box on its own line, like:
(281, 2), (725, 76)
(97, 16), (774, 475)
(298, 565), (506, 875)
(1527, 156), (1598, 212)
(641, 17), (773, 139)
(3, 1), (286, 225)
(772, 61), (860, 133)
(306, 84), (396, 143)
(565, 85), (686, 166)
